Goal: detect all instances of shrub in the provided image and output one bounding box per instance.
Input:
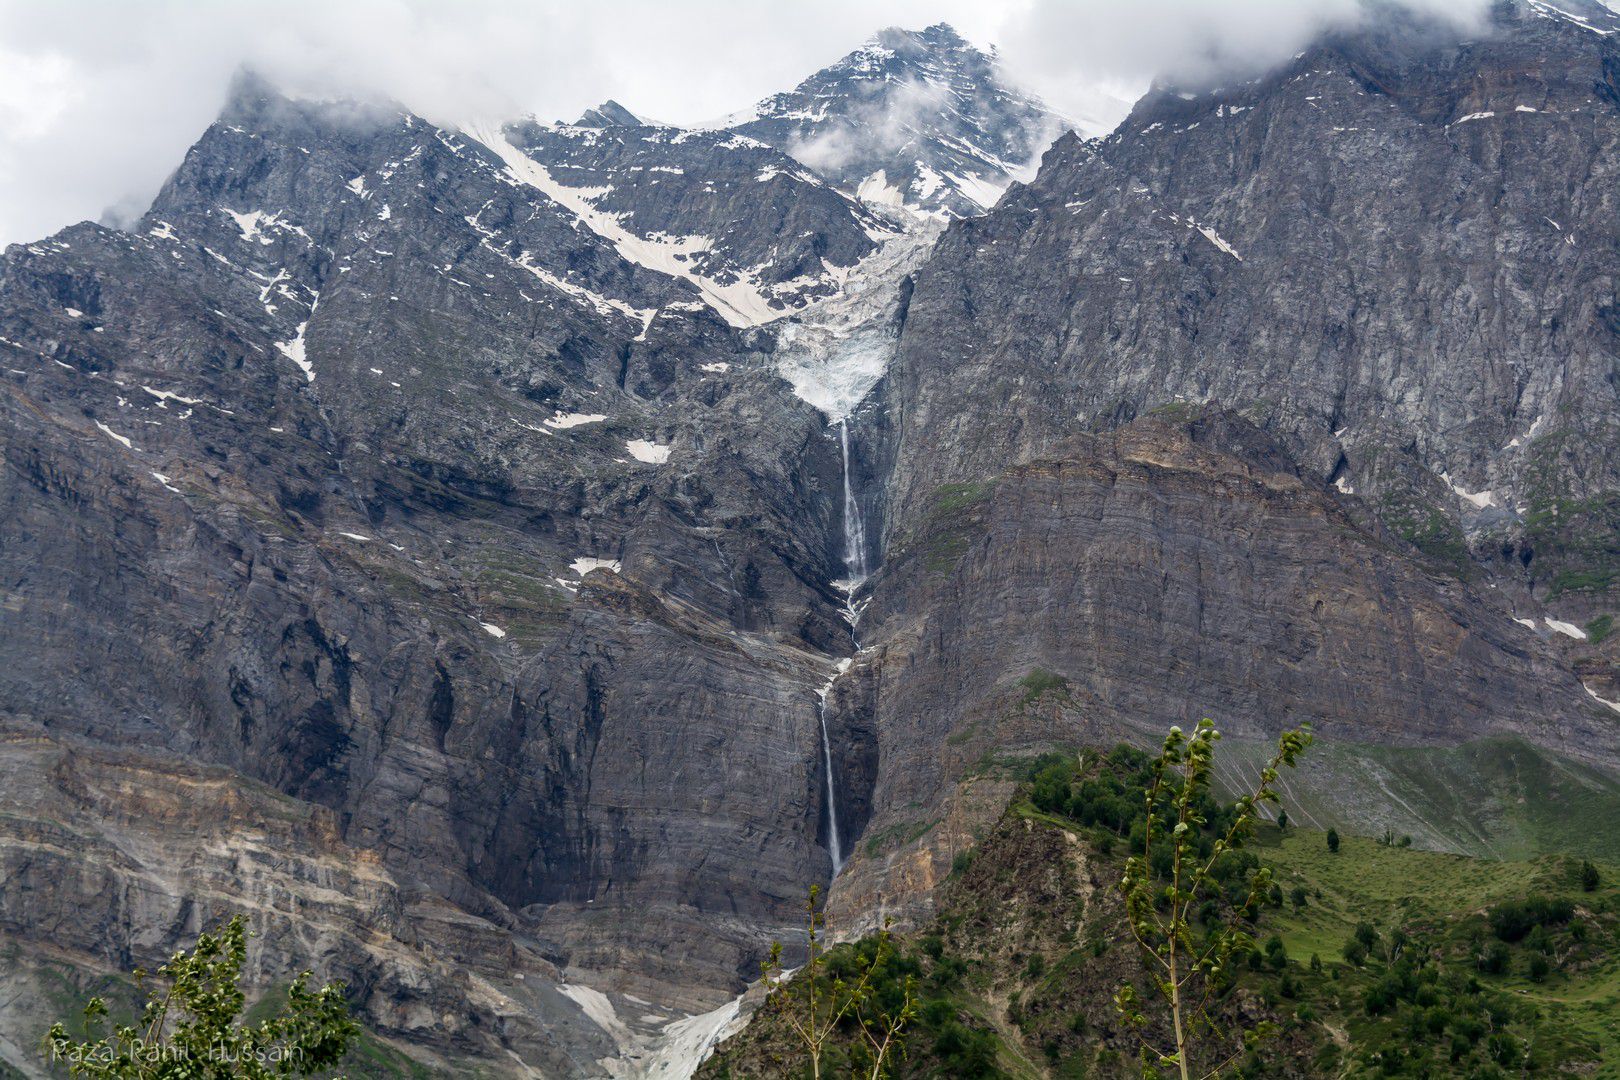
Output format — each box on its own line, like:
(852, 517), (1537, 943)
(1327, 828), (1340, 853)
(1527, 954), (1551, 983)
(44, 915), (358, 1079)
(1476, 942), (1509, 975)
(1580, 860), (1601, 891)
(1489, 898), (1573, 942)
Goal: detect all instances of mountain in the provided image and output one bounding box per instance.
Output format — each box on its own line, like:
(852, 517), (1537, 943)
(2, 5), (1620, 1078)
(482, 115), (895, 321)
(728, 23), (1070, 217)
(0, 68), (867, 1077)
(575, 99), (647, 128)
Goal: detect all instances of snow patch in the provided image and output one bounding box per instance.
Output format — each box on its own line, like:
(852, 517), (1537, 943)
(544, 411), (607, 430)
(1546, 618), (1588, 640)
(1195, 223), (1242, 261)
(856, 170), (905, 208)
(626, 439), (672, 463)
(636, 996), (747, 1080)
(571, 557), (621, 576)
(142, 385), (203, 407)
(223, 208), (274, 243)
(276, 323), (314, 382)
(94, 421), (133, 449)
(479, 621), (507, 639)
(1440, 472), (1495, 509)
(558, 984), (632, 1048)
(945, 170), (1009, 210)
(337, 531), (372, 542)
(1585, 685), (1620, 714)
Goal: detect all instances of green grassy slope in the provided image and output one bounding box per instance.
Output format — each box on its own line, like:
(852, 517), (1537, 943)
(702, 745), (1620, 1079)
(1216, 736), (1620, 863)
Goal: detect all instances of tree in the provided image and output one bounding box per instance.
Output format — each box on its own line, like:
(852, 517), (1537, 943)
(1326, 829), (1340, 854)
(1114, 719), (1312, 1080)
(1276, 809), (1288, 831)
(760, 886), (916, 1080)
(44, 914), (357, 1078)
(1580, 860), (1600, 892)
(1527, 954), (1550, 984)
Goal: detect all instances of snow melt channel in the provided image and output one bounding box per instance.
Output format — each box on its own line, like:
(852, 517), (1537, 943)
(464, 122), (783, 328)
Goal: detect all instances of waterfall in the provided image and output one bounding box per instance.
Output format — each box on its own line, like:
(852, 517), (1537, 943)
(838, 419), (868, 585)
(819, 419), (869, 877)
(818, 698), (844, 874)
(818, 657), (853, 876)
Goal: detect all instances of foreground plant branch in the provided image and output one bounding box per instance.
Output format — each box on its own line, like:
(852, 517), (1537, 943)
(1115, 719), (1312, 1080)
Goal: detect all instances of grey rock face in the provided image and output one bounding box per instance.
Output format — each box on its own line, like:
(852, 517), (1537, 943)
(882, 1), (1620, 607)
(575, 100), (646, 128)
(824, 0), (1620, 928)
(6, 8), (1620, 1076)
(502, 117), (893, 317)
(0, 70), (866, 1072)
(731, 23), (1066, 217)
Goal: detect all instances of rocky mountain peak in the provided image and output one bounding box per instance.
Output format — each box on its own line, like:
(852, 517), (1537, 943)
(727, 23), (1068, 218)
(574, 99), (647, 127)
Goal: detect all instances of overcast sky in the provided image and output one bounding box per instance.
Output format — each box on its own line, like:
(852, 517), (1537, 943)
(0, 0), (1507, 248)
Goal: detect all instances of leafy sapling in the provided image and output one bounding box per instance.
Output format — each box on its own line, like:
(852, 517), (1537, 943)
(1114, 719), (1312, 1080)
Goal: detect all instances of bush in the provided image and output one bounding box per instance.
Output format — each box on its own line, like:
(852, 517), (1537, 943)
(1327, 828), (1340, 853)
(1489, 898), (1573, 942)
(1580, 860), (1601, 891)
(45, 915), (358, 1079)
(1476, 942), (1509, 975)
(1527, 954), (1550, 983)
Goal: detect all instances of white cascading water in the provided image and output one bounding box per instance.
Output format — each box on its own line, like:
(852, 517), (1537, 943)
(816, 420), (873, 876)
(818, 657), (853, 875)
(838, 418), (869, 585)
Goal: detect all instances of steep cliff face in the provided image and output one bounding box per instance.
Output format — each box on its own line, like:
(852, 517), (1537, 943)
(0, 73), (869, 1072)
(882, 0), (1620, 612)
(832, 0), (1620, 929)
(4, 7), (1620, 1077)
(500, 116), (895, 318)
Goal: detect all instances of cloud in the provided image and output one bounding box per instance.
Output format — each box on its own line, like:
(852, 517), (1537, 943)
(999, 0), (1494, 115)
(788, 76), (953, 176)
(0, 0), (1004, 247)
(0, 0), (1502, 247)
